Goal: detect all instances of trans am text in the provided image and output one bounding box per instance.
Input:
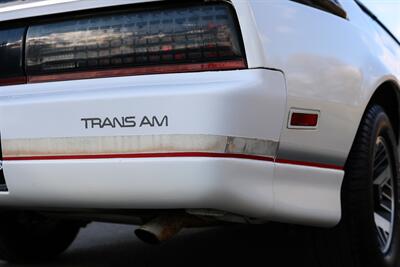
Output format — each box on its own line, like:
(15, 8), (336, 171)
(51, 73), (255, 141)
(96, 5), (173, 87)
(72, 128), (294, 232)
(81, 115), (169, 129)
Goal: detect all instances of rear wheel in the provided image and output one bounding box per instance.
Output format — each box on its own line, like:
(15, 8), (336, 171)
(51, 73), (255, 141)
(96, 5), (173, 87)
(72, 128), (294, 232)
(0, 211), (81, 263)
(313, 105), (400, 267)
(373, 136), (396, 254)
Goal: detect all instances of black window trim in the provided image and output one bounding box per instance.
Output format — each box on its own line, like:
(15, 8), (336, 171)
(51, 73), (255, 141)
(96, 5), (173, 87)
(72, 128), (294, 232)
(355, 0), (400, 46)
(291, 0), (348, 19)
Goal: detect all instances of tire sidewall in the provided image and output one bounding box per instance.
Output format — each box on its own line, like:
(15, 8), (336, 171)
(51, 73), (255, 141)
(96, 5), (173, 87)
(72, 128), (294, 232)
(349, 107), (400, 267)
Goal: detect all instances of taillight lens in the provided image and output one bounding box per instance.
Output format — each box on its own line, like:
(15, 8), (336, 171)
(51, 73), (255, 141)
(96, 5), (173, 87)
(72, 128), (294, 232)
(26, 3), (246, 82)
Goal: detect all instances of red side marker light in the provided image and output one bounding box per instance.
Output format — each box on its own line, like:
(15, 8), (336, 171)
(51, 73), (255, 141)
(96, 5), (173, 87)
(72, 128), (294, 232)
(290, 112), (319, 127)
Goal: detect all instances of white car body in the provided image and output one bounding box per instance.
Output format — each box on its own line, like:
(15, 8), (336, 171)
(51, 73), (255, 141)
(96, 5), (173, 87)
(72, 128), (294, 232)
(0, 0), (398, 229)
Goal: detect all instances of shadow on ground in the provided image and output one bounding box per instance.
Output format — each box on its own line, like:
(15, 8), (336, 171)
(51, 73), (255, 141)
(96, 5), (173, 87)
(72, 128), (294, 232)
(0, 222), (320, 267)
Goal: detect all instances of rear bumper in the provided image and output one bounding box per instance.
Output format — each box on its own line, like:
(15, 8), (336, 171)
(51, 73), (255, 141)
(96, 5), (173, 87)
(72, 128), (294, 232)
(1, 157), (343, 227)
(0, 68), (343, 227)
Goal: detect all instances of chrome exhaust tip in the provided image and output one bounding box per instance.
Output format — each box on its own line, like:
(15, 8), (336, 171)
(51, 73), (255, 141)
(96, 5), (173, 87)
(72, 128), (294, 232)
(135, 216), (185, 244)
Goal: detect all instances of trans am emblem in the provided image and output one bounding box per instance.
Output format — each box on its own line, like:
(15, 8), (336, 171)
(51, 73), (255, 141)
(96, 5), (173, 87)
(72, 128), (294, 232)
(81, 115), (168, 129)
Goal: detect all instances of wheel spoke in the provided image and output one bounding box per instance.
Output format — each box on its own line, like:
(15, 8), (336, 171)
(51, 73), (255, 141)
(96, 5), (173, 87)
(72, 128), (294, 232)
(374, 165), (390, 186)
(382, 191), (392, 201)
(377, 227), (387, 248)
(374, 212), (391, 233)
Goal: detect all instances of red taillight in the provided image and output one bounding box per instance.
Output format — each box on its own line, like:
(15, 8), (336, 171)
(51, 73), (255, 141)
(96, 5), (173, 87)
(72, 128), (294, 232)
(290, 112), (319, 127)
(25, 3), (246, 82)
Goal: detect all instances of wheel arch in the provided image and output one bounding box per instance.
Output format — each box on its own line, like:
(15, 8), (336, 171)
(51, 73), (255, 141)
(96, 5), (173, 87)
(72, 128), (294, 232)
(365, 80), (400, 145)
(344, 79), (400, 168)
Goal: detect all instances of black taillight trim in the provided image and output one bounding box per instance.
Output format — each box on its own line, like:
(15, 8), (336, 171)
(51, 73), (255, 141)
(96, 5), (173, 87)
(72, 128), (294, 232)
(0, 133), (8, 192)
(0, 76), (27, 86)
(0, 26), (27, 86)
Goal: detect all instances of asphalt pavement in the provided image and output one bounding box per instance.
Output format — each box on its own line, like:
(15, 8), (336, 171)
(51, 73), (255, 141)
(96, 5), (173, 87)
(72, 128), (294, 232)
(0, 222), (320, 267)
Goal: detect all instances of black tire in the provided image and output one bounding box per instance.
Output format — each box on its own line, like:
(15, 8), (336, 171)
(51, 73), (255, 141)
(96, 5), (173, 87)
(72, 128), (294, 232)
(0, 211), (81, 263)
(312, 105), (400, 267)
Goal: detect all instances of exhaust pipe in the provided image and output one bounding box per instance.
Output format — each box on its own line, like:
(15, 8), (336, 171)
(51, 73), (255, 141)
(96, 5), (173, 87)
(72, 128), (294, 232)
(135, 215), (185, 244)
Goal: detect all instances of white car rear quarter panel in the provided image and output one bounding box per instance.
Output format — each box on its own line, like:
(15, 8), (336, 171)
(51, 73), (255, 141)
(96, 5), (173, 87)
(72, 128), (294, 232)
(246, 0), (400, 166)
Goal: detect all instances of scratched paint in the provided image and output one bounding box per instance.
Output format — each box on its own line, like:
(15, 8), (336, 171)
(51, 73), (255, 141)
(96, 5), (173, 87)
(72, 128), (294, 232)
(2, 135), (278, 158)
